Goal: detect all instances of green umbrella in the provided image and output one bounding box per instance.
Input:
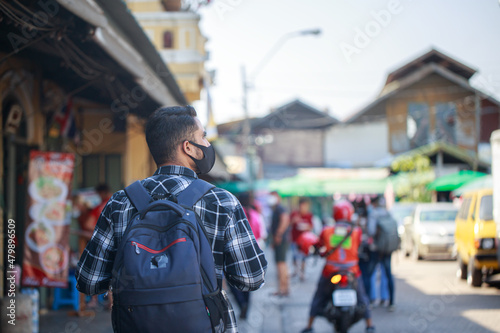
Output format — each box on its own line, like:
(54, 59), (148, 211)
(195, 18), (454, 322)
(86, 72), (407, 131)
(427, 170), (487, 192)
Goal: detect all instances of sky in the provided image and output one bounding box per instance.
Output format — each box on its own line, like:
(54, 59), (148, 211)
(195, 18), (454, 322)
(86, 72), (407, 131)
(192, 0), (500, 125)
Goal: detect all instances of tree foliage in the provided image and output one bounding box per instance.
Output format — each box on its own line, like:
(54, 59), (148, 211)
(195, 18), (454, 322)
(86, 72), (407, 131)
(391, 155), (433, 202)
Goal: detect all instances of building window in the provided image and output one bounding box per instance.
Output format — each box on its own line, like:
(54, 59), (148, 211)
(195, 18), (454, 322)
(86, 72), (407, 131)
(435, 102), (456, 144)
(407, 103), (430, 148)
(163, 31), (173, 49)
(82, 154), (122, 192)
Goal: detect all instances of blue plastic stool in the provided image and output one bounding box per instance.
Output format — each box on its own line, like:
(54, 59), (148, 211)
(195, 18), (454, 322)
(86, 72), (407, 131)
(85, 294), (105, 304)
(52, 275), (106, 311)
(52, 274), (80, 311)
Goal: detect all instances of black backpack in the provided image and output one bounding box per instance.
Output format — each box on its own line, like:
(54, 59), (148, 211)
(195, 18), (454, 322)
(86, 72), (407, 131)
(111, 179), (228, 333)
(374, 213), (400, 255)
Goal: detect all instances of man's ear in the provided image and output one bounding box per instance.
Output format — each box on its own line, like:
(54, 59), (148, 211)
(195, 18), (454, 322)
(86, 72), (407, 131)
(181, 140), (192, 157)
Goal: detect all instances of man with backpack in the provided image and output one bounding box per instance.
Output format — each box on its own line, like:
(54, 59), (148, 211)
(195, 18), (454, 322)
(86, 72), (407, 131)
(75, 106), (267, 332)
(366, 195), (398, 312)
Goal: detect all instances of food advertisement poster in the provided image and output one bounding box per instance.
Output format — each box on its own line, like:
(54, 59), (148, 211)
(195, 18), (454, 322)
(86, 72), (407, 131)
(22, 151), (74, 288)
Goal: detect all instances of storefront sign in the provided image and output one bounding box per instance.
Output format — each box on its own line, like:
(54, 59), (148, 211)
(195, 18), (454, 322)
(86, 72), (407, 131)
(22, 151), (74, 288)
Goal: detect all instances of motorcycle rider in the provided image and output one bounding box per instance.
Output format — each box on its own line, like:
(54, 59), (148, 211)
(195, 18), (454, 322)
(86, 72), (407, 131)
(301, 200), (375, 333)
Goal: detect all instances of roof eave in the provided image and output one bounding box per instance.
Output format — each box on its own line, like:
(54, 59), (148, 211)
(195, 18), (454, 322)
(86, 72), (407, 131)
(386, 48), (478, 85)
(252, 99), (338, 130)
(394, 141), (490, 169)
(57, 0), (187, 111)
(346, 63), (500, 124)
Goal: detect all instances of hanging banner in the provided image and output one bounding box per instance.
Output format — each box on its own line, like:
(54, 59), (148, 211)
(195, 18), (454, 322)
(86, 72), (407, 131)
(22, 151), (75, 288)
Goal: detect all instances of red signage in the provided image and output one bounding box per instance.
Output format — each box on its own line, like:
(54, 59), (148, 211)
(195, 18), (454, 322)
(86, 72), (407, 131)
(22, 151), (75, 288)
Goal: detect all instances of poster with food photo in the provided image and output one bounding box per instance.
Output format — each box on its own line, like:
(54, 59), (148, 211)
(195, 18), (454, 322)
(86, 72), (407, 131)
(22, 151), (74, 288)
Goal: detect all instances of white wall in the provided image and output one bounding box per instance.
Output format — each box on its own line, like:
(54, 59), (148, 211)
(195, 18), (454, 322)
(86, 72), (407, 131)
(324, 121), (390, 167)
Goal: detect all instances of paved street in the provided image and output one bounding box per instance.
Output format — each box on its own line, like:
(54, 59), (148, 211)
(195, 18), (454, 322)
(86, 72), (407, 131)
(40, 249), (500, 333)
(242, 250), (500, 333)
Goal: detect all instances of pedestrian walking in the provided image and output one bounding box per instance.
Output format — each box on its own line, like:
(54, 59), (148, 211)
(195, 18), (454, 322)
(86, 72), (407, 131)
(290, 197), (314, 281)
(75, 106), (267, 332)
(369, 263), (389, 306)
(269, 191), (290, 297)
(79, 183), (112, 309)
(229, 192), (265, 320)
(366, 195), (397, 311)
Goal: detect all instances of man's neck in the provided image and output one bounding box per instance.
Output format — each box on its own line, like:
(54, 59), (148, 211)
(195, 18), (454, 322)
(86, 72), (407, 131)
(159, 161), (192, 170)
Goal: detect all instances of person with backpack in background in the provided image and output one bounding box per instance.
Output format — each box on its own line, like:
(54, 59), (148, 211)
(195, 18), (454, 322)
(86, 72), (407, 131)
(75, 106), (267, 333)
(369, 263), (389, 307)
(367, 195), (398, 312)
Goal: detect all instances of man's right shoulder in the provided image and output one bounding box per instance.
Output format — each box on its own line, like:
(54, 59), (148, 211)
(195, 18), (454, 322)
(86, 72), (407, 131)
(109, 189), (127, 203)
(105, 189), (133, 215)
(203, 186), (241, 213)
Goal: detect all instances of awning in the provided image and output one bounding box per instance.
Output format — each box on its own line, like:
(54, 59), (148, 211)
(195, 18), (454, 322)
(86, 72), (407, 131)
(427, 170), (487, 191)
(56, 0), (187, 109)
(323, 178), (388, 195)
(216, 167), (392, 197)
(268, 173), (388, 197)
(216, 179), (270, 194)
(452, 175), (493, 196)
(269, 175), (327, 197)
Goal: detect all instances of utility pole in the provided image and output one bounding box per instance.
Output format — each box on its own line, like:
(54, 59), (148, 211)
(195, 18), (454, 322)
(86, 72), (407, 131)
(241, 65), (254, 191)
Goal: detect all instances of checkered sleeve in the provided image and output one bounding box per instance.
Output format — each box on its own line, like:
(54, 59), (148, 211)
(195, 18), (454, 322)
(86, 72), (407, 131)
(75, 194), (119, 295)
(223, 203), (268, 292)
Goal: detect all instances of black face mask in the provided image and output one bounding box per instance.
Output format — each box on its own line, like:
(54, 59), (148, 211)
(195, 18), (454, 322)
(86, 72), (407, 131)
(188, 141), (216, 175)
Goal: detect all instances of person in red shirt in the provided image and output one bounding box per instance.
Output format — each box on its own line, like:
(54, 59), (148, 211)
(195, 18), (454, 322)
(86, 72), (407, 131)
(82, 183), (112, 236)
(301, 200), (375, 333)
(290, 198), (313, 281)
(81, 183), (111, 309)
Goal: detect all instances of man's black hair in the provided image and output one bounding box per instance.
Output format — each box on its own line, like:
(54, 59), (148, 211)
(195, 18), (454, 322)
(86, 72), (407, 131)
(145, 106), (198, 165)
(299, 197), (309, 205)
(371, 194), (384, 206)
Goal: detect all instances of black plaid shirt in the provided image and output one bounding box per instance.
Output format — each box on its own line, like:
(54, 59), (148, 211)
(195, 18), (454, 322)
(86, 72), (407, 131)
(76, 165), (267, 332)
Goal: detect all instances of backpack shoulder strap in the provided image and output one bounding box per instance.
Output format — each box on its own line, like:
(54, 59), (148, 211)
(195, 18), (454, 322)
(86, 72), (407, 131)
(176, 179), (215, 207)
(178, 179), (219, 291)
(124, 180), (152, 212)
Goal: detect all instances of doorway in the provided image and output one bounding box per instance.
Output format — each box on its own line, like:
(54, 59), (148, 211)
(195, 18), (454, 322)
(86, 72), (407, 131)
(2, 98), (30, 296)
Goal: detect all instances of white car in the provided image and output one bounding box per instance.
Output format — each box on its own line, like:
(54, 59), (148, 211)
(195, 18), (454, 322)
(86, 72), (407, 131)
(403, 203), (458, 260)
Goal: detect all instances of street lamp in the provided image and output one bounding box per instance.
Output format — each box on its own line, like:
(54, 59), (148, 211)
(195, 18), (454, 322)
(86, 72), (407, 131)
(247, 29), (321, 82)
(241, 28), (321, 190)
